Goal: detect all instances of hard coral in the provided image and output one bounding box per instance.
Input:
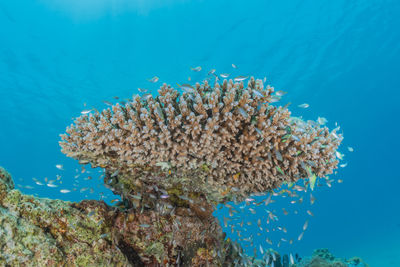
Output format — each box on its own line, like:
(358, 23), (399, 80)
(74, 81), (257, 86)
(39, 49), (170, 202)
(60, 77), (342, 202)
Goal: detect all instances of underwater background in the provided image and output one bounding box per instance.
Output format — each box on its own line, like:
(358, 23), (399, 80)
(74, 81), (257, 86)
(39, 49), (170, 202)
(0, 0), (399, 266)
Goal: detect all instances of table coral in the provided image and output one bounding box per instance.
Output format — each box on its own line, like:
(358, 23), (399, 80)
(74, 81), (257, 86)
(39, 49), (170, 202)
(60, 77), (342, 205)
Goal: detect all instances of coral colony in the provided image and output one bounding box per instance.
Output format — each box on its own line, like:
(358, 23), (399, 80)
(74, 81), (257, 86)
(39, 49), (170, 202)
(60, 77), (341, 203)
(53, 77), (342, 265)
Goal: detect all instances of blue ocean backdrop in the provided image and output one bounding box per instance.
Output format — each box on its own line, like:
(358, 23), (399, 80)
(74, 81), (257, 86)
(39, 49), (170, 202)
(1, 0), (399, 266)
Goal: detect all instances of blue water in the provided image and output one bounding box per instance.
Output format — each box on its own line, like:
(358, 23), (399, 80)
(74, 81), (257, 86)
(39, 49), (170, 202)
(1, 0), (399, 265)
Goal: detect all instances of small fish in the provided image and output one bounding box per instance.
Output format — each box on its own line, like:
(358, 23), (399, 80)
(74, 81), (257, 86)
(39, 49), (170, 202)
(263, 77), (267, 83)
(100, 233), (109, 239)
(238, 108), (249, 119)
(338, 179), (343, 183)
(79, 159), (89, 164)
(232, 63), (237, 69)
(208, 69), (216, 75)
(113, 96), (119, 99)
(234, 76), (248, 82)
(110, 198), (120, 203)
(35, 181), (44, 186)
(336, 151), (344, 160)
(131, 194), (142, 200)
(307, 210), (314, 216)
(298, 103), (309, 108)
(309, 173), (317, 191)
(259, 244), (264, 254)
(348, 146), (354, 152)
(103, 100), (113, 106)
(47, 183), (58, 188)
(138, 88), (148, 93)
(340, 163), (348, 168)
(88, 211), (95, 217)
(276, 166), (285, 175)
(179, 84), (194, 93)
(317, 117), (328, 125)
(298, 231), (304, 241)
(81, 109), (92, 115)
(275, 90), (287, 97)
(140, 224), (150, 228)
(141, 93), (152, 100)
(60, 189), (71, 193)
(310, 194), (316, 205)
(303, 220), (309, 231)
(160, 194), (169, 199)
(148, 76), (159, 83)
(55, 164), (64, 170)
(191, 66), (202, 72)
(220, 73), (230, 78)
(290, 253), (295, 265)
(253, 90), (264, 98)
(110, 170), (119, 177)
(269, 95), (281, 103)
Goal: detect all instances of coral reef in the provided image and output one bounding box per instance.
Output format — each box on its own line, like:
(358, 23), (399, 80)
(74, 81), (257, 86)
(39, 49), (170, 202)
(0, 167), (241, 266)
(60, 78), (342, 206)
(293, 248), (370, 267)
(1, 78), (347, 265)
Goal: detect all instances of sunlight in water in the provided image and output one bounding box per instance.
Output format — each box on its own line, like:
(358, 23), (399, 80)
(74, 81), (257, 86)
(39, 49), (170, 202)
(39, 0), (196, 17)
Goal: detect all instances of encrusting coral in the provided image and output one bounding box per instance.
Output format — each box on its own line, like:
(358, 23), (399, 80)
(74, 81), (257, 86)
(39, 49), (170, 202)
(60, 77), (342, 205)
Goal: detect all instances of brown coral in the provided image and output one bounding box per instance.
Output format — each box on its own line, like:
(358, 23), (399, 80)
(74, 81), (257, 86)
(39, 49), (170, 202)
(60, 77), (342, 203)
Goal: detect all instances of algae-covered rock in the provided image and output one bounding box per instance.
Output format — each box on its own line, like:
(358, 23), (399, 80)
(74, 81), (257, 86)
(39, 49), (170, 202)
(294, 248), (369, 267)
(0, 167), (241, 266)
(0, 167), (133, 266)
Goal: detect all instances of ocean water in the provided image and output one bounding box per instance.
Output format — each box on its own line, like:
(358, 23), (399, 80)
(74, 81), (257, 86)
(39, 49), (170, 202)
(0, 0), (399, 266)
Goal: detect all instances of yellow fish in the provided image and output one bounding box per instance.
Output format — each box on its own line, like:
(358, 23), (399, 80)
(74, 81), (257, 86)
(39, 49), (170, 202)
(309, 173), (317, 191)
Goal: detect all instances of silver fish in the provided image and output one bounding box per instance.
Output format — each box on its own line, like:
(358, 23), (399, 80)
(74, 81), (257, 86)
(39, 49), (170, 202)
(238, 108), (249, 118)
(179, 84), (195, 93)
(60, 189), (71, 193)
(148, 76), (159, 83)
(191, 66), (202, 72)
(234, 75), (248, 82)
(253, 90), (264, 98)
(81, 109), (92, 115)
(232, 63), (237, 69)
(275, 90), (287, 96)
(317, 117), (328, 125)
(55, 164), (64, 170)
(220, 73), (230, 78)
(303, 220), (309, 231)
(208, 69), (216, 75)
(298, 231), (304, 241)
(298, 103), (309, 108)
